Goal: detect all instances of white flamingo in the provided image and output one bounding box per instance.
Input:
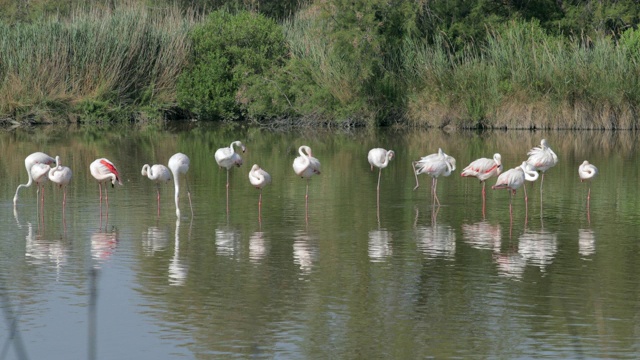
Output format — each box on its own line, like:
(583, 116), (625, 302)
(215, 141), (246, 189)
(49, 156), (72, 209)
(249, 164), (271, 217)
(168, 153), (193, 218)
(413, 148), (456, 206)
(14, 152), (56, 206)
(526, 139), (558, 194)
(368, 148), (395, 197)
(578, 160), (598, 202)
(141, 163), (172, 215)
(293, 145), (321, 211)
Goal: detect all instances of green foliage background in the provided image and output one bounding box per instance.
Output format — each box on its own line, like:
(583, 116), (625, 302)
(1, 0), (640, 128)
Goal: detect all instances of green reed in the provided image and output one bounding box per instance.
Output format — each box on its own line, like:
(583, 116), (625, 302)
(0, 5), (198, 123)
(405, 21), (640, 129)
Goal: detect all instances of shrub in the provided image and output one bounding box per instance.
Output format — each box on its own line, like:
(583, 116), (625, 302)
(177, 10), (288, 121)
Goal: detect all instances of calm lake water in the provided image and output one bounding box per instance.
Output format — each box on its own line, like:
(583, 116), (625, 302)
(1, 124), (640, 359)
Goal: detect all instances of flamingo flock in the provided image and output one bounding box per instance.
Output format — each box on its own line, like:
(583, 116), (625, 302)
(13, 138), (596, 224)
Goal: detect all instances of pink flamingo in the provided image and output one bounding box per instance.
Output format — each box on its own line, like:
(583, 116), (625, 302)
(461, 153), (503, 216)
(249, 164), (271, 219)
(492, 162), (538, 217)
(142, 164), (172, 216)
(168, 153), (194, 218)
(90, 158), (122, 211)
(49, 156), (73, 210)
(14, 152), (56, 207)
(413, 148), (456, 206)
(526, 139), (558, 195)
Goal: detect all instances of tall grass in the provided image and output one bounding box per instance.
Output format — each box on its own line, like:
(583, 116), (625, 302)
(405, 21), (640, 129)
(0, 5), (198, 123)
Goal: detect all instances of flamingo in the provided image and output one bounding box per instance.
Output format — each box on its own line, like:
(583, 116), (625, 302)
(368, 148), (395, 197)
(49, 156), (73, 209)
(13, 152), (56, 206)
(293, 145), (321, 211)
(526, 139), (558, 195)
(461, 153), (503, 196)
(90, 158), (123, 210)
(248, 164), (271, 217)
(461, 153), (503, 216)
(168, 153), (194, 218)
(578, 160), (598, 201)
(413, 148), (456, 206)
(215, 141), (245, 188)
(491, 162), (538, 216)
(141, 163), (172, 215)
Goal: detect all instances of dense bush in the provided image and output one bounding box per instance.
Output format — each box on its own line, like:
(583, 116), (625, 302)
(176, 10), (288, 121)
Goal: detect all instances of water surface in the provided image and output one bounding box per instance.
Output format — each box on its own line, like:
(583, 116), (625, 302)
(1, 125), (639, 359)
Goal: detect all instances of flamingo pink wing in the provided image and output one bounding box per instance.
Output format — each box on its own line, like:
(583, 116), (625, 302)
(100, 159), (120, 181)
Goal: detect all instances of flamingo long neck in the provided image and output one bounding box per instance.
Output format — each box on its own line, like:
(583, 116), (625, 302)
(230, 141), (242, 154)
(381, 152), (392, 167)
(299, 147), (311, 169)
(171, 167), (181, 217)
(13, 165), (36, 204)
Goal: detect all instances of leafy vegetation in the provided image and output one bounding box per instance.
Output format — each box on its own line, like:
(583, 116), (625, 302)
(1, 0), (640, 128)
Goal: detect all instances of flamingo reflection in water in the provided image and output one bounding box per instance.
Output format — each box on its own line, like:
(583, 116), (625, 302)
(91, 229), (118, 268)
(414, 207), (455, 260)
(25, 222), (68, 281)
(169, 219), (189, 286)
(461, 221), (502, 253)
(215, 227), (241, 258)
(249, 231), (267, 264)
(578, 228), (596, 258)
(293, 231), (316, 276)
(518, 230), (558, 273)
(368, 228), (392, 262)
(142, 226), (169, 256)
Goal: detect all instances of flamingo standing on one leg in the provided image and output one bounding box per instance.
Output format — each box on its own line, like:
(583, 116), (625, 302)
(142, 164), (172, 216)
(293, 145), (321, 217)
(215, 141), (246, 213)
(461, 153), (503, 216)
(14, 152), (56, 207)
(413, 148), (456, 206)
(492, 162), (538, 219)
(368, 148), (395, 201)
(579, 160), (598, 219)
(49, 156), (72, 213)
(526, 139), (558, 197)
(249, 164), (271, 221)
(90, 158), (123, 217)
(168, 153), (194, 219)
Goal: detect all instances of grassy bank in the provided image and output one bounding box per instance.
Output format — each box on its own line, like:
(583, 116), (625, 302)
(0, 5), (198, 124)
(403, 22), (640, 130)
(1, 4), (640, 129)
